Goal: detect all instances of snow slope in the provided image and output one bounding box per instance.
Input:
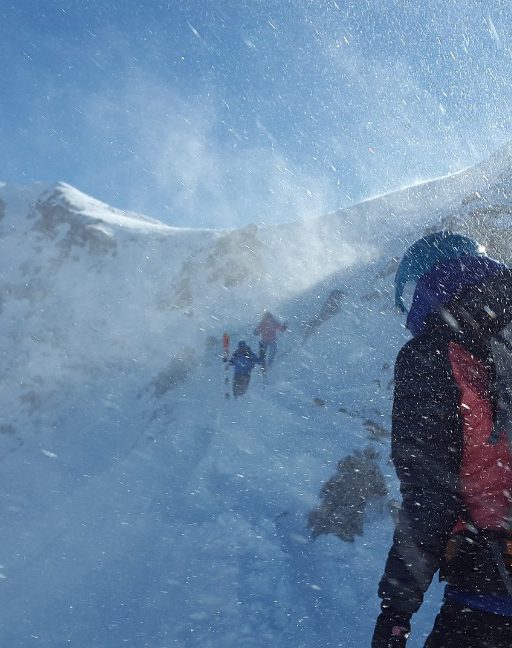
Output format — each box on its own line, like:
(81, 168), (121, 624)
(2, 144), (512, 647)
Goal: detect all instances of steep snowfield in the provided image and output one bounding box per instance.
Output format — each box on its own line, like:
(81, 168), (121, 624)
(1, 145), (512, 647)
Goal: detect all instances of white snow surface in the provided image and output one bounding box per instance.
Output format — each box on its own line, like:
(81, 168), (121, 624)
(2, 147), (512, 647)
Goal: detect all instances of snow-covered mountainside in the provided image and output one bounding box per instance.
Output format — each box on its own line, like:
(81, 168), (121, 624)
(2, 144), (512, 647)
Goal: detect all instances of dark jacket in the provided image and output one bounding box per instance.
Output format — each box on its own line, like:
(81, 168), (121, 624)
(229, 346), (259, 376)
(378, 275), (512, 614)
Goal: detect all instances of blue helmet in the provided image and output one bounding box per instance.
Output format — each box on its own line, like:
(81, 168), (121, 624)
(394, 232), (484, 312)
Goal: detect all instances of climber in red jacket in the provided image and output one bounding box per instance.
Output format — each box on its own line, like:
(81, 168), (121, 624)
(254, 310), (287, 371)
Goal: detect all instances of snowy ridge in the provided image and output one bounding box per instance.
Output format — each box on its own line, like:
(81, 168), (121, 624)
(42, 182), (204, 234)
(2, 143), (512, 646)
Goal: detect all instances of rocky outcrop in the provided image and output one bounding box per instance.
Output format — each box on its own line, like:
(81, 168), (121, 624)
(303, 288), (345, 341)
(31, 193), (117, 257)
(308, 445), (388, 542)
(173, 224), (265, 310)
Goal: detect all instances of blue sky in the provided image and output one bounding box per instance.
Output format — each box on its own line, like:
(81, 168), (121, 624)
(3, 0), (512, 228)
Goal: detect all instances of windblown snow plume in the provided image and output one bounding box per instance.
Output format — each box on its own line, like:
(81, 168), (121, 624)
(3, 142), (512, 646)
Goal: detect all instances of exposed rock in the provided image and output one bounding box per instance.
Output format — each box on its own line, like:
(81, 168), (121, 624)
(173, 262), (195, 309)
(19, 390), (42, 414)
(303, 288), (345, 341)
(31, 192), (117, 257)
(205, 224), (264, 287)
(0, 424), (16, 436)
(150, 349), (197, 397)
(363, 418), (389, 439)
(308, 445), (388, 542)
(173, 225), (265, 310)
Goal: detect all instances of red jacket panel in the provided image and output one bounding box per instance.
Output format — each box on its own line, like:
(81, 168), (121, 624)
(449, 341), (512, 531)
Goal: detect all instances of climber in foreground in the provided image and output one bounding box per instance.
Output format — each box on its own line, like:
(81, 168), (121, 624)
(372, 232), (512, 647)
(228, 341), (260, 398)
(254, 310), (287, 371)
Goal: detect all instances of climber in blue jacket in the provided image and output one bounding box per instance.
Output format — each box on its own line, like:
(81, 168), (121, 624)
(228, 341), (260, 398)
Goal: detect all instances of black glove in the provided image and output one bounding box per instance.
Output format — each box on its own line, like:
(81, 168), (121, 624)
(372, 607), (411, 648)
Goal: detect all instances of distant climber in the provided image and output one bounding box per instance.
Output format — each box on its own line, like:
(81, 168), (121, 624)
(228, 341), (260, 398)
(254, 311), (287, 370)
